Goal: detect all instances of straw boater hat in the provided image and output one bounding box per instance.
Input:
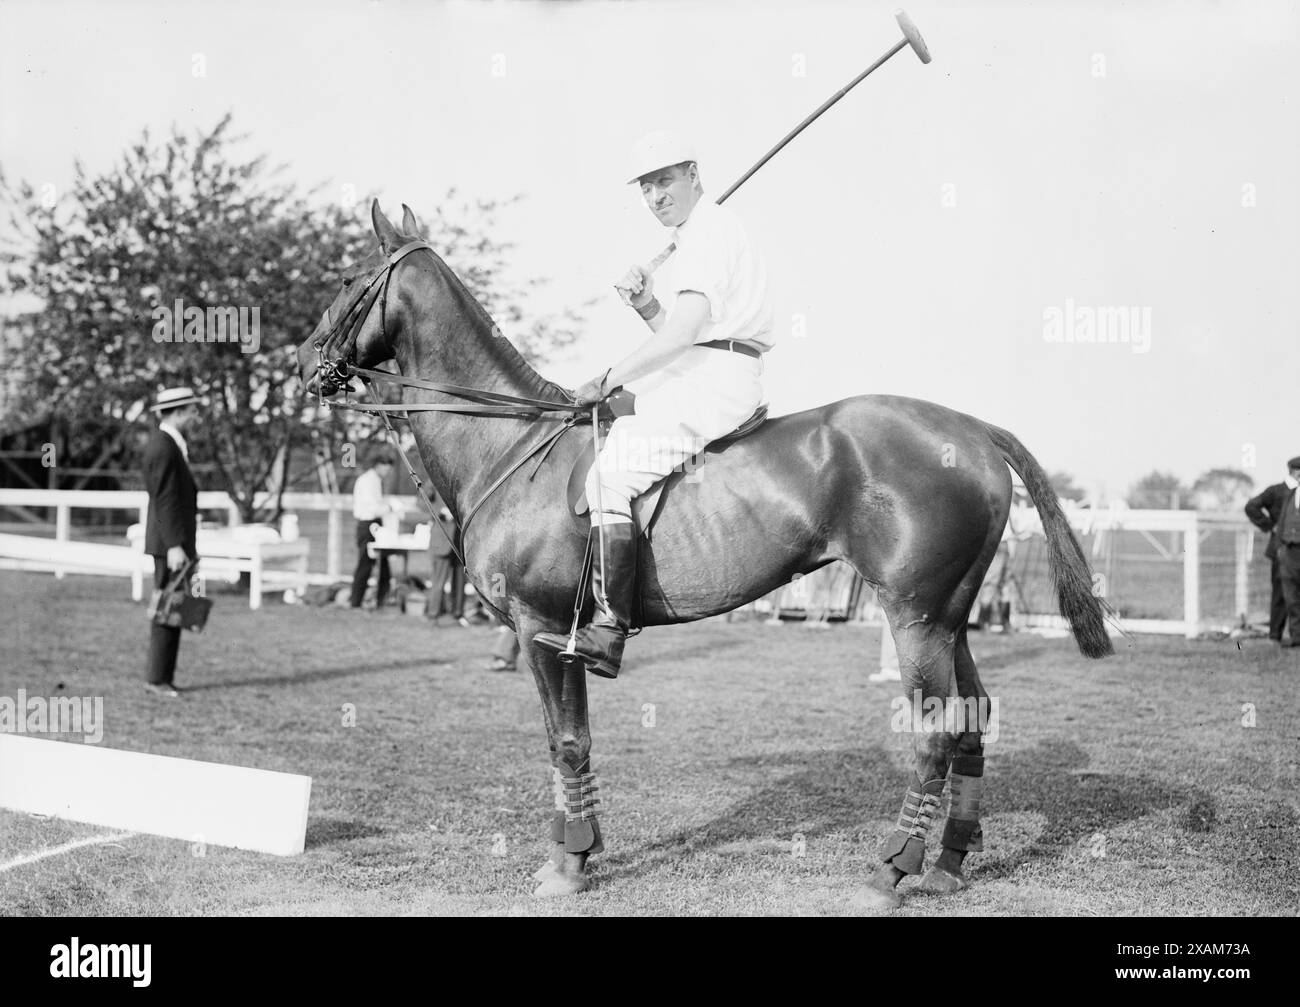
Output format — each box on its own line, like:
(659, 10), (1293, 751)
(150, 386), (205, 413)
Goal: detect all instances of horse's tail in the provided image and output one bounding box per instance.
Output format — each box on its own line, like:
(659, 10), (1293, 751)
(983, 422), (1114, 658)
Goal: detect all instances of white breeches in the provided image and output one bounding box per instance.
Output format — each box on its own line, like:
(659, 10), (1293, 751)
(586, 346), (764, 526)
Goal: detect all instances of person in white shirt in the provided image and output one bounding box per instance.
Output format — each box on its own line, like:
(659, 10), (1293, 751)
(349, 452), (396, 610)
(535, 130), (774, 679)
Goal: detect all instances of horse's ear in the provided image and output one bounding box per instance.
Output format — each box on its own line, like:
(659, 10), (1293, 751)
(400, 204), (424, 238)
(371, 200), (400, 252)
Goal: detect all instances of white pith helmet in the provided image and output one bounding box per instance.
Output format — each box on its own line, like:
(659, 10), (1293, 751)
(627, 130), (697, 184)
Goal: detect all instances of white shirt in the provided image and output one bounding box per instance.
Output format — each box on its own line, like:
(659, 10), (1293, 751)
(1286, 474), (1299, 508)
(158, 421), (188, 462)
(666, 200), (774, 351)
(352, 468), (387, 521)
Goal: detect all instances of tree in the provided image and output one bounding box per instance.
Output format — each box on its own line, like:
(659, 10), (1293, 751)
(1048, 470), (1086, 503)
(1127, 470), (1193, 510)
(1, 115), (581, 519)
(418, 190), (585, 365)
(1191, 468), (1254, 511)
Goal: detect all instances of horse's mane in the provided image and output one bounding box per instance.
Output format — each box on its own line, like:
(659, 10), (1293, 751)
(403, 232), (569, 403)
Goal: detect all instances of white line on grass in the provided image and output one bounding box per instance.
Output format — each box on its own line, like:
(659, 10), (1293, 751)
(0, 831), (137, 873)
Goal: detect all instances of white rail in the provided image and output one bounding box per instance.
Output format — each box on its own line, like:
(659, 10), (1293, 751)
(0, 488), (429, 586)
(0, 491), (1263, 636)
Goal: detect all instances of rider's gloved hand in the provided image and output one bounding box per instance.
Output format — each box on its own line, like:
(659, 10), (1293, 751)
(573, 369), (613, 407)
(615, 265), (654, 310)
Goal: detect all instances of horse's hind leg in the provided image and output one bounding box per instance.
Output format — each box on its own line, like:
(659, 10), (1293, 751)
(917, 628), (988, 894)
(518, 613), (605, 898)
(853, 620), (963, 912)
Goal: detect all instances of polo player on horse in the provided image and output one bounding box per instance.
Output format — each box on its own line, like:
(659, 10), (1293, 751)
(534, 130), (775, 678)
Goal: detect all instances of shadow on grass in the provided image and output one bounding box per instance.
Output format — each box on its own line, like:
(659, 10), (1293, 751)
(625, 640), (749, 675)
(305, 817), (386, 848)
(598, 739), (1213, 885)
(968, 643), (1052, 672)
(184, 657), (451, 692)
(629, 635), (1050, 678)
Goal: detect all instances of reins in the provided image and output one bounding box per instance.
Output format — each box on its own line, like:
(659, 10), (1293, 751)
(310, 240), (590, 567)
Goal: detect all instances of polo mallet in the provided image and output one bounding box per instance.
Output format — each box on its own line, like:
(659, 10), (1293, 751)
(619, 8), (931, 298)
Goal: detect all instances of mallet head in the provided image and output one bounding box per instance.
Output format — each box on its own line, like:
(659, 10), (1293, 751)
(894, 9), (932, 64)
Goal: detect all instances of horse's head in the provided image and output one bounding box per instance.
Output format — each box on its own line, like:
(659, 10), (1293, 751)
(298, 200), (428, 397)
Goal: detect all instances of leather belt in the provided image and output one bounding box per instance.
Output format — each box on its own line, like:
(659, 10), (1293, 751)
(697, 339), (763, 359)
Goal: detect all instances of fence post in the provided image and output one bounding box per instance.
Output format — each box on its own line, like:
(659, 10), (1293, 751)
(327, 503), (342, 580)
(54, 503), (70, 580)
(879, 624), (899, 673)
(132, 503), (147, 601)
(1183, 512), (1200, 639)
(1234, 527), (1251, 625)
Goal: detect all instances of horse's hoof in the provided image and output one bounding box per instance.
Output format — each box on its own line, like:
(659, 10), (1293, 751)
(532, 870), (591, 898)
(847, 885), (902, 914)
(917, 865), (969, 894)
(532, 860), (560, 882)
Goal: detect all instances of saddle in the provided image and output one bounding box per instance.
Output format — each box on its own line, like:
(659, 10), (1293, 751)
(566, 392), (769, 539)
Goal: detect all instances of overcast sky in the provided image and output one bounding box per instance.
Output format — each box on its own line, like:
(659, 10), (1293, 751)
(2, 0), (1296, 498)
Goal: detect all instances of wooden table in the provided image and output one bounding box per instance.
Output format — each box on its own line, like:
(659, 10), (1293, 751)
(128, 527), (311, 610)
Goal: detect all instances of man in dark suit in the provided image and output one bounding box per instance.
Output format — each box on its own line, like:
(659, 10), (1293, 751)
(1245, 455), (1300, 646)
(425, 492), (468, 625)
(142, 386), (203, 696)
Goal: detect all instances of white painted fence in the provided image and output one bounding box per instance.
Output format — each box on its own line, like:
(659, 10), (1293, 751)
(0, 488), (357, 607)
(0, 490), (1264, 636)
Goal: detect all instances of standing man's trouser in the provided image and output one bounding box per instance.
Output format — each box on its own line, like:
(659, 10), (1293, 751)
(1269, 556), (1287, 640)
(586, 346), (763, 525)
(428, 555), (466, 618)
(146, 555), (189, 685)
(350, 521), (391, 607)
(1278, 544), (1300, 640)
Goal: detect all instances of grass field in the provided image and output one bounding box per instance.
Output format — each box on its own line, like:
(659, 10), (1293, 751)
(1, 569), (1297, 917)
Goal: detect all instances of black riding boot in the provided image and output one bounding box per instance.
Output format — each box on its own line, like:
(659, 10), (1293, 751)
(534, 522), (637, 679)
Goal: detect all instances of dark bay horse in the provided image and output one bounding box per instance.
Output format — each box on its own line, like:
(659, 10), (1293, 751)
(297, 202), (1113, 910)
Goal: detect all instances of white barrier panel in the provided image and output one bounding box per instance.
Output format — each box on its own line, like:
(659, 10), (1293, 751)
(0, 734), (311, 856)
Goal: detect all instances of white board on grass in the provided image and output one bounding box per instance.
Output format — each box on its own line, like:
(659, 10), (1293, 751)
(0, 734), (311, 856)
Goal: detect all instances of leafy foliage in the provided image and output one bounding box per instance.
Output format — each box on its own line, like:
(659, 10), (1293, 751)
(1190, 468), (1254, 511)
(1047, 470), (1086, 503)
(1127, 470), (1193, 510)
(1, 114), (581, 517)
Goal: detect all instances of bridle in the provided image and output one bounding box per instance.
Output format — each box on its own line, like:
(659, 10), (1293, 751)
(310, 239), (593, 567)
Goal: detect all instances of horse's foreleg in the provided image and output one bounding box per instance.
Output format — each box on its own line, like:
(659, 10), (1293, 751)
(520, 620), (604, 897)
(918, 630), (987, 894)
(520, 626), (565, 885)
